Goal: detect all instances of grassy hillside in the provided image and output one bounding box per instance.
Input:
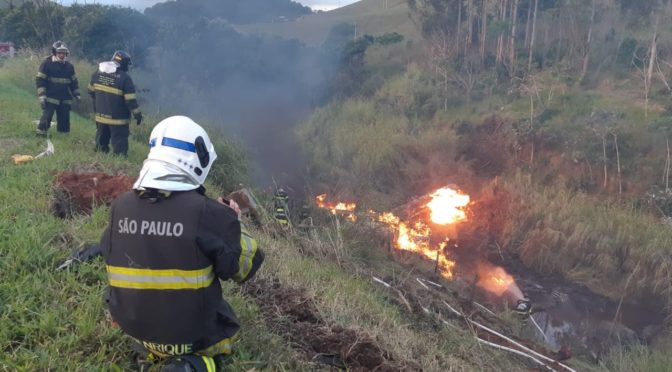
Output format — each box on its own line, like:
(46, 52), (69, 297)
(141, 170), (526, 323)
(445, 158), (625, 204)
(235, 0), (419, 46)
(0, 0), (27, 9)
(0, 57), (535, 371)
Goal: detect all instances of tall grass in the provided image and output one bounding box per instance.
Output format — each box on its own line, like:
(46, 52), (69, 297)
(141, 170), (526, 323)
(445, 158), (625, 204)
(502, 176), (672, 311)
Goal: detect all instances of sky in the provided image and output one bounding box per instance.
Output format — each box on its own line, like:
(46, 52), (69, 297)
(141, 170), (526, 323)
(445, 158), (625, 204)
(59, 0), (359, 12)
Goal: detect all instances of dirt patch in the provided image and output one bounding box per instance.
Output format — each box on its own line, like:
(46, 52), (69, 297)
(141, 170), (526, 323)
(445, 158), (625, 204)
(52, 172), (134, 218)
(243, 278), (416, 371)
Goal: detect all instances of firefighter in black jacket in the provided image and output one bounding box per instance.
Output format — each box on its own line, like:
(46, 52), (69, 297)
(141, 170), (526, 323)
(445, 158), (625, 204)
(88, 50), (142, 155)
(36, 41), (80, 135)
(100, 116), (263, 369)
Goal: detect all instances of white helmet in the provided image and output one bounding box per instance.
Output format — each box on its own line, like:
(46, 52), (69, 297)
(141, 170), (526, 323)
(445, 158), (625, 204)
(133, 116), (217, 191)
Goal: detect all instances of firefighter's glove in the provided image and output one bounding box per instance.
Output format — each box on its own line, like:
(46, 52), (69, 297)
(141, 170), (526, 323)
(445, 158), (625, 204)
(133, 112), (143, 125)
(39, 96), (46, 109)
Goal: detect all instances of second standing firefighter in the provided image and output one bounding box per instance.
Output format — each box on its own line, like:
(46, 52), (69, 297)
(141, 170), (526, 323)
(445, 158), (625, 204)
(88, 50), (142, 156)
(36, 41), (80, 135)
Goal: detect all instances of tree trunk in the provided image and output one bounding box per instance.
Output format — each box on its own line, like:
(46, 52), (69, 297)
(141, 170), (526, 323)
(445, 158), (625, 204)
(666, 138), (670, 191)
(645, 15), (660, 117)
(457, 0), (462, 53)
(602, 136), (608, 189)
(481, 0), (488, 65)
(467, 0), (474, 55)
(613, 133), (622, 195)
(524, 0), (532, 47)
(580, 0), (596, 83)
(509, 0), (520, 73)
(528, 0), (538, 71)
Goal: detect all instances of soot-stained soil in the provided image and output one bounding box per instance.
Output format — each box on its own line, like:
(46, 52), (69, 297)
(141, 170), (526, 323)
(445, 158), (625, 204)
(243, 278), (418, 371)
(52, 171), (134, 218)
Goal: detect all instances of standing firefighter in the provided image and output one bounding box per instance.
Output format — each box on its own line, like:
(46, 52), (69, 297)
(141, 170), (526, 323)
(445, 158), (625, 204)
(100, 116), (264, 370)
(273, 188), (290, 227)
(36, 41), (80, 135)
(88, 50), (142, 155)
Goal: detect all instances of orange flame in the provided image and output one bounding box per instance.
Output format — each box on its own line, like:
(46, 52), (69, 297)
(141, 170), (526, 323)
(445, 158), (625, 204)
(316, 194), (357, 221)
(426, 187), (470, 225)
(372, 186), (469, 280)
(476, 263), (523, 299)
(317, 186), (477, 283)
(378, 212), (455, 280)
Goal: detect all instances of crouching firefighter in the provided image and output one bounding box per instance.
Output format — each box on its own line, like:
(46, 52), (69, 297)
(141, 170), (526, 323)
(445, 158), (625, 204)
(99, 116), (264, 371)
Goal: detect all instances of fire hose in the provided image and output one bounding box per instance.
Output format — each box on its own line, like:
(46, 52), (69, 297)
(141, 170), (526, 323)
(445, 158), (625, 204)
(372, 276), (577, 372)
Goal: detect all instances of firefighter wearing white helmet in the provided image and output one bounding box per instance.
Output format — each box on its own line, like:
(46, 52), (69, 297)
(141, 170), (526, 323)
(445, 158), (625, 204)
(88, 50), (141, 155)
(100, 116), (264, 369)
(36, 41), (80, 135)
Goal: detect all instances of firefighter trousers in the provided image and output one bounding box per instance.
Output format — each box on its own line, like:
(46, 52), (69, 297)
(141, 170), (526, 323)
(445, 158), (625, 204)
(96, 123), (129, 156)
(39, 102), (71, 133)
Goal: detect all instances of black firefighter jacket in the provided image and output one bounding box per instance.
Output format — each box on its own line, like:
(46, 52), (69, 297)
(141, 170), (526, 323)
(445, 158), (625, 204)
(100, 188), (263, 355)
(35, 56), (79, 105)
(88, 62), (140, 125)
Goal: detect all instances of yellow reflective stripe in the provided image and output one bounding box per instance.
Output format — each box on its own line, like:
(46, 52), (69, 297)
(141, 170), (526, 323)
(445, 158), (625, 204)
(198, 334), (236, 356)
(203, 356), (215, 372)
(95, 115), (129, 125)
(108, 279), (214, 290)
(62, 100), (73, 105)
(45, 97), (60, 105)
(93, 83), (123, 95)
(87, 84), (94, 92)
(48, 77), (72, 84)
(233, 226), (258, 282)
(124, 93), (137, 100)
(107, 265), (214, 290)
(107, 265), (212, 277)
(36, 72), (47, 79)
(37, 87), (46, 95)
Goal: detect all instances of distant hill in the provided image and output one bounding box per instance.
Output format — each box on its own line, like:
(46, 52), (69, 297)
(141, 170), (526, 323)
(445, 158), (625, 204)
(0, 0), (28, 9)
(145, 0), (312, 24)
(235, 0), (419, 46)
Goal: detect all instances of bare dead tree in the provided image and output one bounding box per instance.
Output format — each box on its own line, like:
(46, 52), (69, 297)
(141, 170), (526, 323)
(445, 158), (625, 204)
(427, 30), (458, 111)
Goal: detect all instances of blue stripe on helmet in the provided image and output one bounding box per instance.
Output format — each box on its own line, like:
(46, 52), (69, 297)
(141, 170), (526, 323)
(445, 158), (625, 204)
(161, 137), (196, 152)
(149, 138), (157, 147)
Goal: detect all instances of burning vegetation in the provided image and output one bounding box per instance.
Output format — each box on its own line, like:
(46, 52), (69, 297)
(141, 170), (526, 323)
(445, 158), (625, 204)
(316, 185), (524, 301)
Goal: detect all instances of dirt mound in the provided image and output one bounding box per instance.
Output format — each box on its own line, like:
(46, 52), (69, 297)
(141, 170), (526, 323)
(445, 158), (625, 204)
(52, 172), (134, 218)
(244, 278), (415, 371)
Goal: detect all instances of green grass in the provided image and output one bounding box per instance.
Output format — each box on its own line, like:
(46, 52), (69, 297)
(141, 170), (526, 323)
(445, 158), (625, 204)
(499, 176), (672, 312)
(0, 65), (296, 371)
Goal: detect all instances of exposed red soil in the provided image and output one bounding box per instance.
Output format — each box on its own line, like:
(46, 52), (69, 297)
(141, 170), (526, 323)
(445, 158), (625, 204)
(243, 278), (418, 371)
(52, 171), (134, 218)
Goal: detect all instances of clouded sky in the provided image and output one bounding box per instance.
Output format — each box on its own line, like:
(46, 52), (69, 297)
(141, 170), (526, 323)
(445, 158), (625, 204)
(60, 0), (358, 12)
